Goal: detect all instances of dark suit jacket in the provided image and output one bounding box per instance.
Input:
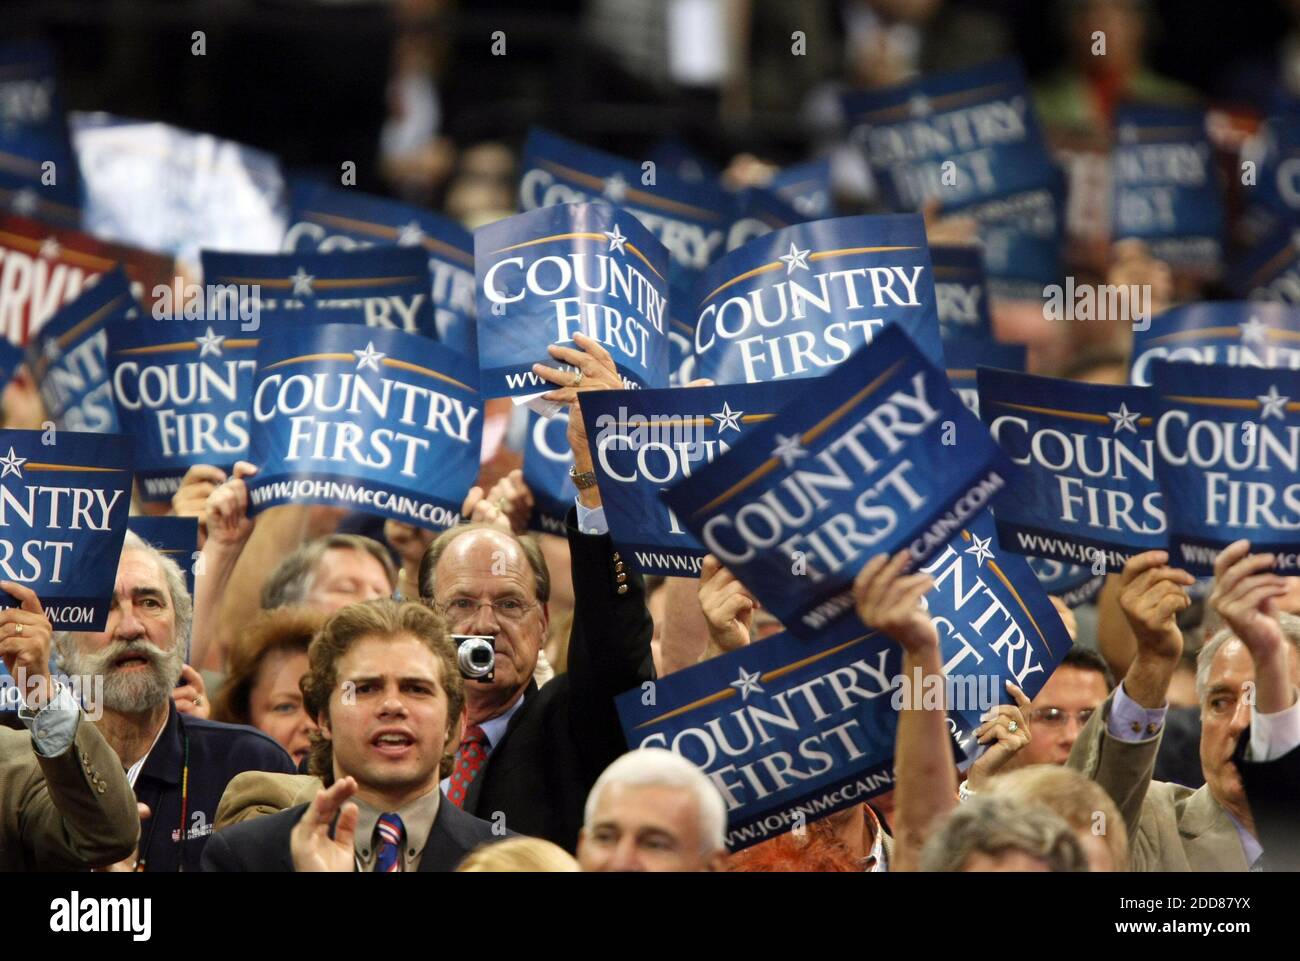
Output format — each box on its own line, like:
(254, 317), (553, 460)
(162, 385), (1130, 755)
(200, 795), (501, 872)
(461, 509), (655, 852)
(1235, 728), (1300, 872)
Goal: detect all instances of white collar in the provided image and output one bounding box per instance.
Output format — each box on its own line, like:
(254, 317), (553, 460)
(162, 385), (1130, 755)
(125, 715), (169, 788)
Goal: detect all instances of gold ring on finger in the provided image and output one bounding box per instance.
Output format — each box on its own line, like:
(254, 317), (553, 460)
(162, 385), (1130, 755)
(1006, 720), (1018, 733)
(572, 369), (585, 388)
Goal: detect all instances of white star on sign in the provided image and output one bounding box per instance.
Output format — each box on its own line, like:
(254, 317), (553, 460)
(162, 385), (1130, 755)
(38, 237), (60, 260)
(0, 447), (26, 479)
(195, 326), (225, 357)
(1239, 317), (1270, 346)
(964, 534), (995, 567)
(909, 93), (931, 117)
(397, 221), (425, 246)
(729, 667), (765, 701)
(711, 401), (744, 433)
(771, 433), (808, 468)
(1107, 402), (1141, 434)
(353, 342), (386, 372)
(11, 189), (37, 216)
(604, 223), (628, 255)
(42, 338), (62, 363)
(290, 267), (315, 296)
(1258, 384), (1290, 420)
(779, 242), (811, 274)
(604, 173), (628, 202)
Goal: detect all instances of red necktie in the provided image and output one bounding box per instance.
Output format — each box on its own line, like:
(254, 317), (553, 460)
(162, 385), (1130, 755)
(446, 724), (487, 808)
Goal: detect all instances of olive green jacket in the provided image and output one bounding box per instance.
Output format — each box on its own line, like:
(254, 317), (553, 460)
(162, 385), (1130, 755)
(0, 717), (139, 871)
(1069, 692), (1249, 872)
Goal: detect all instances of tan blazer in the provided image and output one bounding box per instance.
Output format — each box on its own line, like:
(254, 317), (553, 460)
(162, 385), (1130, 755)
(215, 771), (322, 831)
(0, 716), (139, 871)
(1069, 692), (1250, 872)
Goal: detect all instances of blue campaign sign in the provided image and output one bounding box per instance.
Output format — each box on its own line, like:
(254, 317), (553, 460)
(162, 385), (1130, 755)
(966, 176), (1065, 299)
(616, 509), (1069, 850)
(26, 267), (138, 433)
(522, 408), (577, 536)
(933, 245), (993, 342)
(578, 380), (804, 577)
(661, 324), (1013, 638)
(646, 139), (719, 184)
(128, 515), (198, 597)
(200, 246), (436, 337)
(1241, 116), (1300, 242)
(843, 60), (1063, 296)
(843, 59), (1056, 210)
(769, 159), (835, 221)
(520, 128), (740, 275)
(667, 263), (698, 388)
(692, 213), (943, 385)
(0, 41), (81, 227)
(1151, 359), (1300, 575)
(1130, 302), (1300, 386)
(726, 188), (807, 253)
(944, 338), (1025, 417)
(284, 180), (477, 357)
(979, 368), (1164, 568)
(247, 323), (481, 531)
(1111, 105), (1223, 274)
(0, 428), (133, 631)
(1227, 222), (1300, 304)
(1028, 556), (1104, 608)
(107, 316), (259, 502)
(475, 202), (670, 402)
(0, 339), (23, 387)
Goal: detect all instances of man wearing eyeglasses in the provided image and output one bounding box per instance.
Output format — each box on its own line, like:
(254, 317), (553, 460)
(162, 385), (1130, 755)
(1069, 542), (1300, 871)
(415, 333), (655, 852)
(1013, 646), (1113, 768)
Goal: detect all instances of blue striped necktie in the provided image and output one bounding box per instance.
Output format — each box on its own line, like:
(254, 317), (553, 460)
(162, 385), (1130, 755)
(374, 813), (405, 872)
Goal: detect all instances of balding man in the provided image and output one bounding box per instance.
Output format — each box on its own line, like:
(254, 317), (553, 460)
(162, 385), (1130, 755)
(418, 334), (654, 850)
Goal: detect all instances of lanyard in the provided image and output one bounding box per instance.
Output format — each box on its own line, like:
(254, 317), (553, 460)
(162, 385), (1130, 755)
(133, 733), (190, 872)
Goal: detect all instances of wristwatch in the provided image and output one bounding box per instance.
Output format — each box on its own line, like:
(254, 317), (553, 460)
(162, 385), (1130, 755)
(569, 466), (599, 490)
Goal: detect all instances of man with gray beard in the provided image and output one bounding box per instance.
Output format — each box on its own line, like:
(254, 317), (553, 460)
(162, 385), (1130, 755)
(55, 531), (295, 871)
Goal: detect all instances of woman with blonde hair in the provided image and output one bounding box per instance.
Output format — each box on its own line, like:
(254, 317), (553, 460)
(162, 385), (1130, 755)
(456, 837), (580, 872)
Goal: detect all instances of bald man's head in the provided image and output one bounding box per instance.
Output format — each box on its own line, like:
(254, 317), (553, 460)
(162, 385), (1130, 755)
(419, 524), (550, 711)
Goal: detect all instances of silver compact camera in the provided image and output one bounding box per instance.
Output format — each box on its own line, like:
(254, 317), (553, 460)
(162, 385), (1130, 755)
(452, 634), (496, 683)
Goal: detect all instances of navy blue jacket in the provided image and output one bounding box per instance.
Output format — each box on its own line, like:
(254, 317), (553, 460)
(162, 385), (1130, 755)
(134, 702), (296, 872)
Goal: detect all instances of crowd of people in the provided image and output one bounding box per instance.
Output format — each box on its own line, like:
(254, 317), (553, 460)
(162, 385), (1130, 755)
(3, 0), (1300, 875)
(4, 363), (1298, 872)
